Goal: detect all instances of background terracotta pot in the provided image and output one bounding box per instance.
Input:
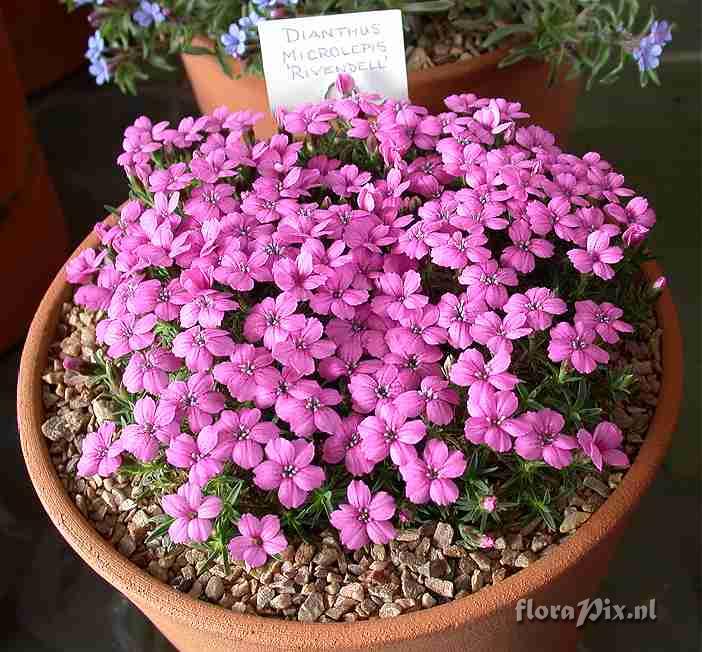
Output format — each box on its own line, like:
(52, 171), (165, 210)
(18, 221), (682, 651)
(0, 15), (68, 354)
(181, 38), (579, 142)
(2, 2), (91, 95)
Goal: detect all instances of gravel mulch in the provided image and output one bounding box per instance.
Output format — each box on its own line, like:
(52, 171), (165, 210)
(406, 18), (501, 71)
(39, 300), (662, 622)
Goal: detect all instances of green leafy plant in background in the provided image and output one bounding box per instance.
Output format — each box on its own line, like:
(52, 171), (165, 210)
(65, 0), (672, 94)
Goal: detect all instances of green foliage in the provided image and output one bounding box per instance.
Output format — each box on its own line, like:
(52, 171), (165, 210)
(155, 320), (180, 348)
(144, 513), (175, 544)
(90, 349), (137, 420)
(120, 457), (184, 498)
(488, 0), (664, 88)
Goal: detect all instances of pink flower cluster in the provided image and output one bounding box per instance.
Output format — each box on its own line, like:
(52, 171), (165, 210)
(72, 75), (647, 566)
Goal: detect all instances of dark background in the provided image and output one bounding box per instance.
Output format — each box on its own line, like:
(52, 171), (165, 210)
(1, 1), (700, 649)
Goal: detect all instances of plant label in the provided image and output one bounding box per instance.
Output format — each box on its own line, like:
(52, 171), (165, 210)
(258, 10), (408, 111)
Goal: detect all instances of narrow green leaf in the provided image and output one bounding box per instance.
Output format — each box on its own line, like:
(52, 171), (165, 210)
(481, 23), (532, 50)
(402, 0), (454, 14)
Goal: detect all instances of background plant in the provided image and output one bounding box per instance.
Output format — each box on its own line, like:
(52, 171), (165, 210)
(64, 0), (672, 93)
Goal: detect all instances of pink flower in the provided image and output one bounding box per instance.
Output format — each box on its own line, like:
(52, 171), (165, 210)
(437, 292), (486, 349)
(184, 182), (237, 221)
(74, 283), (112, 311)
(482, 495), (497, 513)
(309, 267), (368, 319)
(504, 287), (567, 331)
(253, 438), (325, 508)
(108, 276), (144, 318)
(622, 224), (650, 247)
(458, 259), (518, 309)
(392, 304), (446, 346)
(574, 300), (633, 344)
(330, 480), (396, 550)
(166, 426), (233, 486)
(396, 219), (441, 260)
(122, 396), (178, 461)
(272, 251), (325, 301)
(77, 421), (123, 477)
(213, 249), (267, 291)
(527, 196), (577, 239)
(383, 335), (442, 388)
(604, 196), (655, 229)
(513, 409), (577, 469)
(359, 403), (426, 465)
(172, 326), (235, 371)
(103, 313), (157, 358)
(66, 248), (107, 284)
(568, 206), (618, 248)
(161, 372), (225, 432)
(130, 279), (163, 315)
(327, 164), (372, 197)
(318, 347), (382, 381)
(228, 514), (288, 568)
(217, 408), (280, 469)
(349, 365), (404, 414)
(161, 483), (222, 543)
(272, 318), (336, 376)
(172, 268), (239, 328)
(139, 190), (180, 234)
(480, 534), (495, 549)
(548, 321), (609, 374)
(449, 348), (519, 400)
(394, 375), (459, 425)
(283, 104), (337, 135)
(243, 295), (306, 349)
(500, 221), (554, 273)
(470, 311), (532, 354)
(213, 344), (273, 402)
(322, 415), (374, 476)
(577, 422), (630, 471)
(429, 229), (490, 269)
(465, 389), (526, 452)
(327, 307), (389, 360)
(275, 380), (342, 437)
(372, 270), (428, 321)
(400, 439), (466, 506)
(137, 278), (181, 321)
(252, 365), (302, 410)
(567, 229), (623, 280)
(123, 347), (181, 394)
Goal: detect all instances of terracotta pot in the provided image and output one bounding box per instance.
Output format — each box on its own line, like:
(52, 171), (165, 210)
(2, 2), (91, 94)
(18, 219), (682, 651)
(0, 16), (68, 353)
(181, 38), (580, 142)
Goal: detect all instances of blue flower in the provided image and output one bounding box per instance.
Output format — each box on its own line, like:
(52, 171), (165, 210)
(133, 1), (167, 28)
(648, 20), (673, 46)
(220, 24), (247, 58)
(89, 57), (110, 85)
(238, 11), (265, 34)
(252, 0), (277, 8)
(85, 31), (105, 62)
(632, 35), (663, 72)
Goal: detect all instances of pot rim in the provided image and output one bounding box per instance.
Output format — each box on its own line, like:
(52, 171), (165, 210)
(18, 227), (682, 649)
